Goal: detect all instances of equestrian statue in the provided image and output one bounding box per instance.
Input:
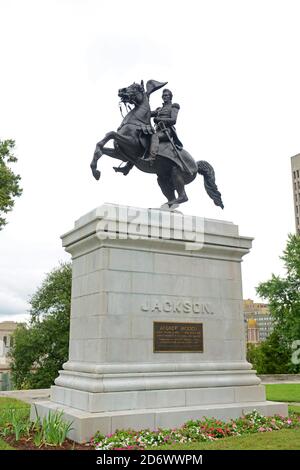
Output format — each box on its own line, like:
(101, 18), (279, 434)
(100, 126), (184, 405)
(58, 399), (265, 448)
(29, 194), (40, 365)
(90, 80), (224, 209)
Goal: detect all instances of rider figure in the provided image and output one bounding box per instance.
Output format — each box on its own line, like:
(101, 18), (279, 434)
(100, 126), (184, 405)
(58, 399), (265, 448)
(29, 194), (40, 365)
(114, 88), (183, 175)
(144, 88), (183, 163)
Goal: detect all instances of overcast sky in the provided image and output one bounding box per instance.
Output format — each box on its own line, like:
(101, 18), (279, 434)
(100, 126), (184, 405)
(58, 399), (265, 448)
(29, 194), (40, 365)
(0, 0), (298, 322)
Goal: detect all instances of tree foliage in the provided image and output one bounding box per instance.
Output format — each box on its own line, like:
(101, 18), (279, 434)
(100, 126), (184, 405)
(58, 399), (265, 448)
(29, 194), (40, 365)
(0, 139), (22, 230)
(251, 234), (300, 373)
(247, 331), (294, 374)
(10, 263), (72, 389)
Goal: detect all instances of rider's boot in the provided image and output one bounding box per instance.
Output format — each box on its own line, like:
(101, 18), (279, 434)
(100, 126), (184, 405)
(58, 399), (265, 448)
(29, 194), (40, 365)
(113, 162), (134, 175)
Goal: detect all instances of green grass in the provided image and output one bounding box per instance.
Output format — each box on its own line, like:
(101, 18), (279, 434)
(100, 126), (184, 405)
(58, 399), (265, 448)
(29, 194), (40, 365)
(266, 384), (300, 402)
(151, 428), (300, 450)
(0, 438), (14, 450)
(0, 397), (30, 450)
(0, 397), (30, 410)
(289, 405), (300, 414)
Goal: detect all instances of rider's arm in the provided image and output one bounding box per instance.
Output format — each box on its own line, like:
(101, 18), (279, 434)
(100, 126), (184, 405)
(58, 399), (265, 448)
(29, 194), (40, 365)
(151, 108), (160, 118)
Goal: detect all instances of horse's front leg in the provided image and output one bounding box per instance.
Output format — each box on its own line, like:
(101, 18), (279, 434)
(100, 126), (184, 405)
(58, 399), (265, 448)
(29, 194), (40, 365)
(90, 132), (117, 180)
(90, 131), (132, 180)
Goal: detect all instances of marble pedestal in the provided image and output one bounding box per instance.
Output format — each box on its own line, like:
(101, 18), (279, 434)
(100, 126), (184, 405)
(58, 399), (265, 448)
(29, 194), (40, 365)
(31, 204), (287, 442)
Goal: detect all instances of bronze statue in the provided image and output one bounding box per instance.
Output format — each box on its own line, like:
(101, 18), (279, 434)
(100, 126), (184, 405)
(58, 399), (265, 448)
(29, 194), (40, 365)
(90, 80), (224, 209)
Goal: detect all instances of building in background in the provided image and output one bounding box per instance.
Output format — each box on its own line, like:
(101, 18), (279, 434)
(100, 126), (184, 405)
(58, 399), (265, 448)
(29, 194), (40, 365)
(243, 299), (274, 343)
(291, 153), (300, 234)
(246, 318), (259, 344)
(0, 322), (18, 369)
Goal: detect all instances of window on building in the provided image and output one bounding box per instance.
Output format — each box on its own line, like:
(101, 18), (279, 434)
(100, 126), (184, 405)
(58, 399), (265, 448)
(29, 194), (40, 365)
(3, 336), (7, 347)
(297, 170), (299, 177)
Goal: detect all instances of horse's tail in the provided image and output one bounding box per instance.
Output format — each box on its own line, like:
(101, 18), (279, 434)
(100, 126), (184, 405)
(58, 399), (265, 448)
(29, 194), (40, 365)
(197, 160), (224, 209)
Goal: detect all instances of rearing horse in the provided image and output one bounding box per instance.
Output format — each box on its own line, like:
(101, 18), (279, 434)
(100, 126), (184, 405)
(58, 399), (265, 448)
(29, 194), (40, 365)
(90, 79), (224, 209)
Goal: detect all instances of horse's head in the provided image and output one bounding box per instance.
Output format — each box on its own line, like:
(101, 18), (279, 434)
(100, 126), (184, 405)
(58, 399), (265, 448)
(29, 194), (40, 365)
(118, 81), (145, 105)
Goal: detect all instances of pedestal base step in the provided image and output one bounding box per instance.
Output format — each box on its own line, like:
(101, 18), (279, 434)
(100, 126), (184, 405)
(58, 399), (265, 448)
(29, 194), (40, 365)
(31, 400), (288, 443)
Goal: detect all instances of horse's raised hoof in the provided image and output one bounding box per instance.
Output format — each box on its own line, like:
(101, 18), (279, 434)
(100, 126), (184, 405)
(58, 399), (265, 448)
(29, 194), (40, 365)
(91, 168), (101, 180)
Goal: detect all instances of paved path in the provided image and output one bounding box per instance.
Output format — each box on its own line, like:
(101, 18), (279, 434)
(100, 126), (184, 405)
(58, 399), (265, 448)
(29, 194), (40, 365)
(261, 380), (300, 384)
(259, 375), (300, 384)
(0, 389), (50, 404)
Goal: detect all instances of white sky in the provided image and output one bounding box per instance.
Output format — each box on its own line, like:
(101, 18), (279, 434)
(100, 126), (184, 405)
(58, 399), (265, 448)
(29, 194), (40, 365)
(0, 0), (298, 322)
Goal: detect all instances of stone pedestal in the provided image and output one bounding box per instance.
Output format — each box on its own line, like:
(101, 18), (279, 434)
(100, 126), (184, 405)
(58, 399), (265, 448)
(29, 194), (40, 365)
(31, 204), (287, 442)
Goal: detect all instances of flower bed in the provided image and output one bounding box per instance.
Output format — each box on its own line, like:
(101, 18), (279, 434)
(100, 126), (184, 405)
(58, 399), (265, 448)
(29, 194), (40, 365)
(91, 411), (300, 450)
(1, 406), (299, 450)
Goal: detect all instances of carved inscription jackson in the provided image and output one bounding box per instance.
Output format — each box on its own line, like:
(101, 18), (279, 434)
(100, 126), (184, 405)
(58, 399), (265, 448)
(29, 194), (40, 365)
(141, 300), (214, 315)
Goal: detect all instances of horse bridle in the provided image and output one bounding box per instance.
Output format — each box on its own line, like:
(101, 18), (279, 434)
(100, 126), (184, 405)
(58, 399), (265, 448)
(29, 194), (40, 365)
(118, 85), (144, 116)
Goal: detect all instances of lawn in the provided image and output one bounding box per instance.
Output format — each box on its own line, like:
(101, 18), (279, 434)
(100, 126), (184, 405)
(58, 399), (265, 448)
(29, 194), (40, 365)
(265, 384), (300, 402)
(0, 398), (29, 450)
(0, 438), (14, 450)
(289, 405), (300, 414)
(0, 397), (29, 411)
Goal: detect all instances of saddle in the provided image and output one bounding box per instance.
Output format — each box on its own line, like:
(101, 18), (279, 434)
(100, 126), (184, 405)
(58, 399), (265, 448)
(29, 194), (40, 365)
(137, 133), (195, 175)
(138, 126), (182, 160)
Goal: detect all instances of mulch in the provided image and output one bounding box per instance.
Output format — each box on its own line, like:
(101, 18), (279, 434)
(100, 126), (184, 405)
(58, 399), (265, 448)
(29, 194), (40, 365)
(4, 434), (95, 450)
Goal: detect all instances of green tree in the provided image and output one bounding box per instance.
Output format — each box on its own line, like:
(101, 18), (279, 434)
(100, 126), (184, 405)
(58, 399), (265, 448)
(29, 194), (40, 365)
(247, 331), (294, 374)
(10, 263), (72, 389)
(253, 234), (300, 373)
(0, 139), (22, 229)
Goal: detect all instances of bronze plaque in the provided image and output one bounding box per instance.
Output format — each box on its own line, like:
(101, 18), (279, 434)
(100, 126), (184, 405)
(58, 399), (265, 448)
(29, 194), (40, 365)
(153, 321), (203, 353)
